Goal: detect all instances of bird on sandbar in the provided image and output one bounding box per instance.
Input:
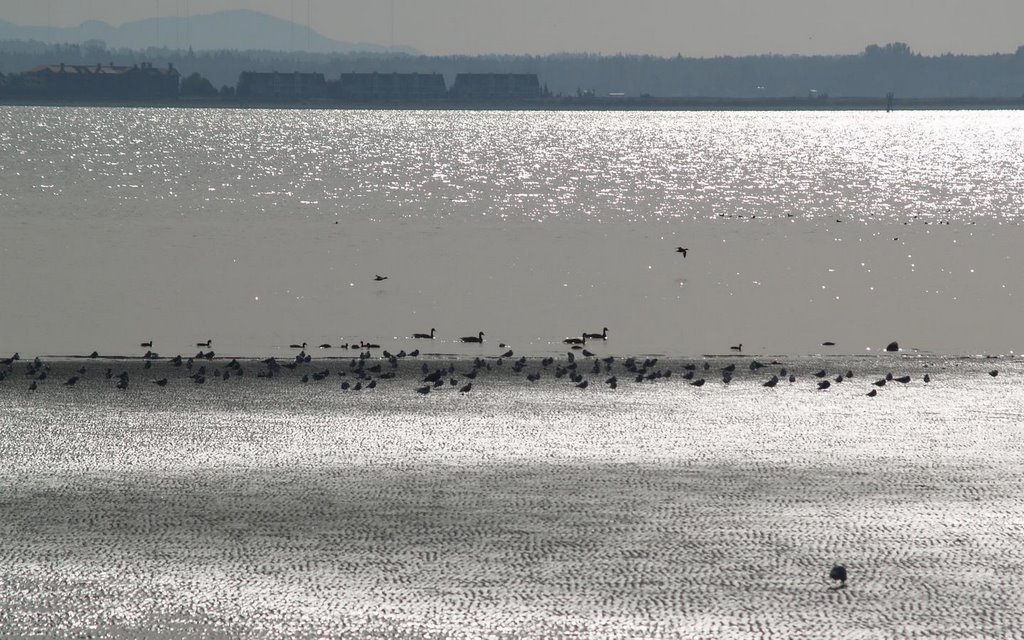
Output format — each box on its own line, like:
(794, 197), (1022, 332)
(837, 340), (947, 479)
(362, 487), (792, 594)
(460, 332), (485, 344)
(866, 389), (877, 397)
(829, 564), (848, 588)
(413, 328), (436, 339)
(675, 247), (688, 257)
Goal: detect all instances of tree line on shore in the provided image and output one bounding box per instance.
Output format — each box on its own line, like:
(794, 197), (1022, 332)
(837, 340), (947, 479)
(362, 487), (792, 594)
(2, 40), (1024, 99)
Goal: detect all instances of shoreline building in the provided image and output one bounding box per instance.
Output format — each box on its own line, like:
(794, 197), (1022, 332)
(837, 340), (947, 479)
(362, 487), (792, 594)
(449, 73), (542, 100)
(236, 72), (327, 99)
(19, 62), (179, 98)
(333, 72), (447, 101)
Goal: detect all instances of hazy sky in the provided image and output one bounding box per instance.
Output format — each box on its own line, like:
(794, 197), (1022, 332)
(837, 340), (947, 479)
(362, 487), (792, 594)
(2, 0), (1022, 56)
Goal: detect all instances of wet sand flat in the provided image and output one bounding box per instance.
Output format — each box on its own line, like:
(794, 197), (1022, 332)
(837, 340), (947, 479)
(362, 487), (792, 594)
(0, 356), (1022, 637)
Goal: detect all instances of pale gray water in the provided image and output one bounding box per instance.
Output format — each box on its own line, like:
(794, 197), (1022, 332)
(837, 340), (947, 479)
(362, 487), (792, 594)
(0, 355), (1022, 638)
(2, 108), (1024, 638)
(1, 107), (1023, 357)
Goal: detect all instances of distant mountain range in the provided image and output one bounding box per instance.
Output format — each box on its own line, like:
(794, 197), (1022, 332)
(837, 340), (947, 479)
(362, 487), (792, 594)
(0, 9), (417, 55)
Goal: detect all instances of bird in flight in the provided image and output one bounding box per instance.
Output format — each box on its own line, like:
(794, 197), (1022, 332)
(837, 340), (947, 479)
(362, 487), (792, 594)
(374, 275), (388, 281)
(675, 247), (688, 257)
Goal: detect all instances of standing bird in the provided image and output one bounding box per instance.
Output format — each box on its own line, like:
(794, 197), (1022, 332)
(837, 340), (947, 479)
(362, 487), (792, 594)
(829, 564), (848, 588)
(817, 380), (831, 390)
(675, 247), (688, 257)
(459, 382), (472, 393)
(413, 328), (436, 339)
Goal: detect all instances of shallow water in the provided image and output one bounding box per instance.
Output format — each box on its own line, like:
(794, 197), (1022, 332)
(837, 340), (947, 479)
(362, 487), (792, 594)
(0, 355), (1022, 638)
(1, 108), (1023, 356)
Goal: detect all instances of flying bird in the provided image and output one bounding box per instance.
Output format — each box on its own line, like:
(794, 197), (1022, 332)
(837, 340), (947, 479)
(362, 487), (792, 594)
(374, 274), (389, 281)
(675, 247), (688, 257)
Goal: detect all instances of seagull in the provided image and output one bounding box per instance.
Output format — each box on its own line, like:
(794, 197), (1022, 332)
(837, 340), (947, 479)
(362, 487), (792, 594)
(374, 274), (388, 281)
(675, 247), (688, 257)
(413, 328), (436, 339)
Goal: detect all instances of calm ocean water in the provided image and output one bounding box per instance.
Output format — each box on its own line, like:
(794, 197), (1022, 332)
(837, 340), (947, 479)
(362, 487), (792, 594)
(1, 107), (1023, 357)
(1, 108), (1023, 638)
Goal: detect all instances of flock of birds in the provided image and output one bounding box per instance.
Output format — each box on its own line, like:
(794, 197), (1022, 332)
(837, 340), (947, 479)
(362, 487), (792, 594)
(0, 328), (1004, 397)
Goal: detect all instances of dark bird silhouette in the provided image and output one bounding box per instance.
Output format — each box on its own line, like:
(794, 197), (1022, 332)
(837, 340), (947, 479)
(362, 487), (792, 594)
(675, 247), (688, 257)
(722, 364), (736, 373)
(290, 342), (307, 350)
(583, 327), (609, 340)
(923, 374), (931, 383)
(459, 382), (472, 393)
(690, 378), (705, 387)
(763, 375), (779, 388)
(563, 335), (586, 345)
(730, 343), (742, 352)
(64, 376), (79, 386)
(989, 370), (999, 377)
(873, 378), (886, 387)
(318, 343), (332, 349)
(817, 380), (831, 390)
(416, 385), (432, 394)
(576, 380), (589, 389)
(152, 378), (168, 386)
(814, 370), (827, 378)
(460, 332), (485, 344)
(822, 341), (836, 346)
(829, 564), (848, 588)
(895, 375), (911, 384)
(866, 389), (878, 397)
(196, 340), (212, 348)
(116, 378), (129, 390)
(413, 328), (436, 339)
(374, 274), (388, 281)
(140, 341), (153, 348)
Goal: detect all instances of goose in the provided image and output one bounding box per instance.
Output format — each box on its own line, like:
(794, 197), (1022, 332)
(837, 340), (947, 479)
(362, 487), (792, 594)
(413, 328), (436, 339)
(763, 375), (779, 388)
(563, 335), (586, 345)
(575, 380), (589, 389)
(196, 340), (212, 348)
(140, 340), (153, 348)
(501, 349), (513, 358)
(116, 378), (129, 390)
(690, 378), (706, 387)
(290, 342), (307, 350)
(730, 343), (742, 352)
(583, 327), (609, 340)
(28, 380), (37, 391)
(416, 385), (432, 394)
(817, 380), (831, 390)
(460, 332), (485, 344)
(675, 247), (688, 257)
(318, 343), (332, 349)
(459, 382), (473, 393)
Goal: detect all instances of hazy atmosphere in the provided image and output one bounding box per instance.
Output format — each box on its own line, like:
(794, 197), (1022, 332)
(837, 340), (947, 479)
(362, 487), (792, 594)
(2, 0), (1023, 56)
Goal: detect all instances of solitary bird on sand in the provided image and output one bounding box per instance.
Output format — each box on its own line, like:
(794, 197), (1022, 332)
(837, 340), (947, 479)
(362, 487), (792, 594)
(460, 332), (485, 344)
(730, 343), (742, 352)
(413, 328), (436, 339)
(374, 274), (388, 281)
(675, 247), (688, 257)
(829, 564), (848, 588)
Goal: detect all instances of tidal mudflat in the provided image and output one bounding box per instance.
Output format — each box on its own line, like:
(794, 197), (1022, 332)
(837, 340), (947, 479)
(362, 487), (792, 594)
(1, 355), (1021, 638)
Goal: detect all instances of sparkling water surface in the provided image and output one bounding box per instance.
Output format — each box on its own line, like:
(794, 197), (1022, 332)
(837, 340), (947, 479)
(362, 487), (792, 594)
(1, 107), (1023, 356)
(2, 108), (1023, 638)
(1, 356), (1022, 638)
